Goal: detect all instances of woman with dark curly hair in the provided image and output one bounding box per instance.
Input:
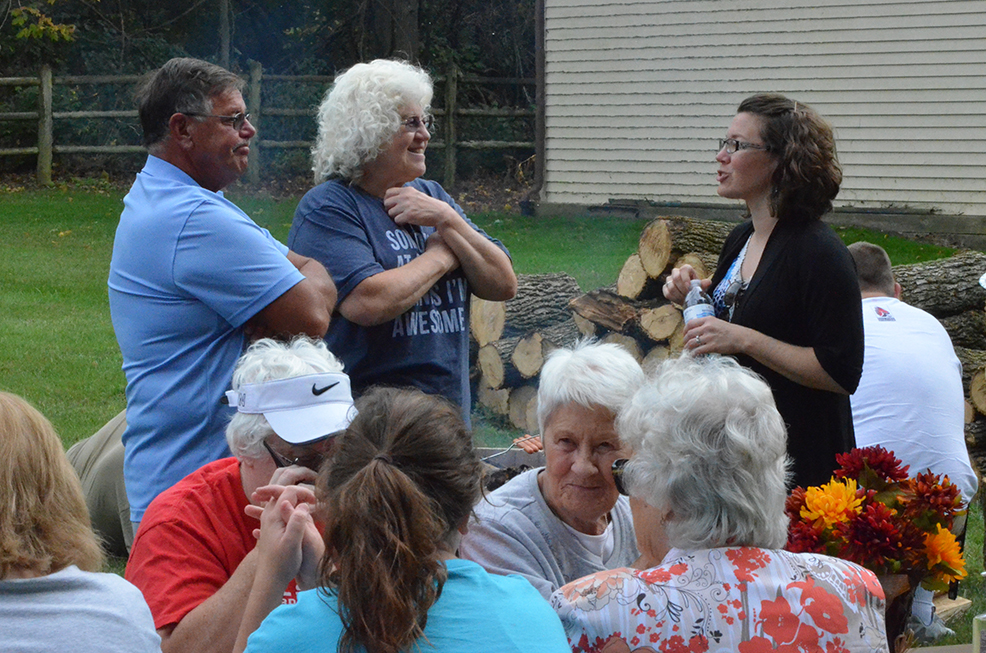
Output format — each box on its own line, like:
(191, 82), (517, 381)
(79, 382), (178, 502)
(664, 94), (863, 488)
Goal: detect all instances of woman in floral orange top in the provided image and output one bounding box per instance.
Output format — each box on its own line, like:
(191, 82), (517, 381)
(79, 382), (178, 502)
(551, 355), (889, 653)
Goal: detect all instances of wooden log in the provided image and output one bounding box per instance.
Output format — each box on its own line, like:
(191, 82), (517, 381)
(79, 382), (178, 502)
(508, 385), (539, 432)
(477, 380), (510, 415)
(512, 331), (544, 379)
(940, 309), (986, 350)
(617, 253), (661, 300)
(638, 220), (672, 278)
(572, 312), (597, 337)
(601, 333), (644, 362)
(664, 216), (734, 272)
(955, 347), (986, 398)
(639, 304), (683, 342)
(642, 344), (670, 371)
(893, 252), (986, 318)
(972, 371), (986, 417)
(668, 320), (686, 355)
(476, 337), (523, 389)
(470, 296), (505, 347)
(503, 273), (583, 337)
(541, 319), (581, 354)
(966, 417), (986, 451)
(569, 289), (639, 333)
(673, 252), (711, 280)
(469, 273), (582, 345)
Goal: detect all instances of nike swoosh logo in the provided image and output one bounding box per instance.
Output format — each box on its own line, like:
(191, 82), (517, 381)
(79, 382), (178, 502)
(312, 381), (339, 396)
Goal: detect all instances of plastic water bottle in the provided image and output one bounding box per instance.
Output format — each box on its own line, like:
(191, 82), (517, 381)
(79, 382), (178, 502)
(683, 279), (714, 324)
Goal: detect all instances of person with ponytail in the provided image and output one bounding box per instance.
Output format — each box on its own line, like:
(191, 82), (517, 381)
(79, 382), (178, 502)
(235, 387), (569, 653)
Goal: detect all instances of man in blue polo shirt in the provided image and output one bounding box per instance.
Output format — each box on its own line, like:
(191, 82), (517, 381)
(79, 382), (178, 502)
(108, 57), (336, 528)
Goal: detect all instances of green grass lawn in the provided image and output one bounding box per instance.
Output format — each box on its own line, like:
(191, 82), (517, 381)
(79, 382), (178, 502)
(3, 185), (980, 644)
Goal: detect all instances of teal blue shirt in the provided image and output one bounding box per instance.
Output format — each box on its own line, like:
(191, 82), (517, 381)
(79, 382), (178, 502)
(244, 559), (570, 653)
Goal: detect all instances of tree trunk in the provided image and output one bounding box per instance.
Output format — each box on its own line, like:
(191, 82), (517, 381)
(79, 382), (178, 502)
(601, 332), (644, 362)
(617, 253), (661, 300)
(508, 384), (539, 432)
(939, 309), (986, 350)
(477, 337), (523, 389)
(477, 380), (510, 415)
(893, 252), (986, 318)
(504, 273), (582, 337)
(639, 303), (683, 342)
(569, 289), (639, 333)
(664, 216), (734, 272)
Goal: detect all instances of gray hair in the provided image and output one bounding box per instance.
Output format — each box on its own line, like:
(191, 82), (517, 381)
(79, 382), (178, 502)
(619, 355), (791, 550)
(310, 59), (433, 184)
(226, 337), (344, 460)
(136, 57), (245, 149)
(536, 340), (645, 434)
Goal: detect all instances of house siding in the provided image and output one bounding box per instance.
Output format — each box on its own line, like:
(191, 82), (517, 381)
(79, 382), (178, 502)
(543, 0), (986, 218)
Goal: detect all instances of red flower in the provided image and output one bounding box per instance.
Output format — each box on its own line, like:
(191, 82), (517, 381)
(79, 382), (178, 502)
(789, 576), (848, 634)
(759, 596), (800, 643)
(786, 520), (825, 554)
(835, 445), (909, 486)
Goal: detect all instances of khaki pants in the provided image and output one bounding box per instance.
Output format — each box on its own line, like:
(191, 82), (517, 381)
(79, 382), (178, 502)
(66, 410), (132, 558)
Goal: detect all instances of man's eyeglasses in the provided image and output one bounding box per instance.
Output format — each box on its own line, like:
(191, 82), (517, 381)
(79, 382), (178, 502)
(184, 111), (251, 131)
(719, 139), (769, 154)
(612, 458), (629, 496)
(262, 438), (328, 472)
(401, 115), (434, 133)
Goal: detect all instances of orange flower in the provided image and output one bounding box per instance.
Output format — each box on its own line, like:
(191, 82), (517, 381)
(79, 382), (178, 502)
(924, 524), (967, 582)
(801, 478), (863, 529)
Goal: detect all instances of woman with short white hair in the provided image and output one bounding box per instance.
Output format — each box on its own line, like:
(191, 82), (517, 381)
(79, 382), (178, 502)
(552, 355), (889, 652)
(288, 59), (516, 425)
(459, 340), (644, 599)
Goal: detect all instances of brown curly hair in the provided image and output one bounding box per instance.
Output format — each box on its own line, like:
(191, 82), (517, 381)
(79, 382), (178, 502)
(315, 387), (483, 653)
(738, 94), (842, 223)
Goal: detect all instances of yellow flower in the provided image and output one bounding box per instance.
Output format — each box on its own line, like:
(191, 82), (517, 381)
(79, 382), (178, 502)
(801, 478), (863, 529)
(924, 524), (967, 581)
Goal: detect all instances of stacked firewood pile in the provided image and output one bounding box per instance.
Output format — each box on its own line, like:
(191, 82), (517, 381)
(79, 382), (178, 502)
(470, 216), (986, 472)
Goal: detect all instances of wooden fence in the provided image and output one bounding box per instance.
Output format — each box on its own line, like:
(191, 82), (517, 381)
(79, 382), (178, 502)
(0, 63), (535, 188)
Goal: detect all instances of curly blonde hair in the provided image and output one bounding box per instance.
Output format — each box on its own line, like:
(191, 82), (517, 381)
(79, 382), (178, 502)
(311, 59), (433, 184)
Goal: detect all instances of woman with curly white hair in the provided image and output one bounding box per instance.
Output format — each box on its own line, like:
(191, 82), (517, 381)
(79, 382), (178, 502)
(551, 355), (889, 653)
(287, 59), (516, 425)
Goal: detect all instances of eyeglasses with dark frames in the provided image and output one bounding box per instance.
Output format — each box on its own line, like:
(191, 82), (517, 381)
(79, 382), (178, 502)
(719, 138), (769, 155)
(262, 438), (328, 472)
(612, 458), (630, 496)
(401, 115), (434, 133)
(184, 111), (251, 131)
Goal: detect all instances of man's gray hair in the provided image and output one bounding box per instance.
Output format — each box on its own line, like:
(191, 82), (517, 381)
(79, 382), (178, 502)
(226, 337), (344, 460)
(310, 59), (433, 184)
(536, 340), (645, 434)
(619, 354), (791, 550)
(136, 57), (245, 149)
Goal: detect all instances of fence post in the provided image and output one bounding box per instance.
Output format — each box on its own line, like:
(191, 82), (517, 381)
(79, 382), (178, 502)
(247, 60), (262, 186)
(443, 62), (457, 189)
(37, 64), (53, 185)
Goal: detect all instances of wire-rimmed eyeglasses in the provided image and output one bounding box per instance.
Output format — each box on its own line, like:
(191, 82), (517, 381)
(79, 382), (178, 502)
(719, 138), (769, 154)
(184, 111), (251, 131)
(402, 115), (434, 133)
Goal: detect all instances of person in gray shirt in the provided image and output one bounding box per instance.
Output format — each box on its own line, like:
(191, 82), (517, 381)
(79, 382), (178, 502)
(460, 340), (645, 598)
(0, 391), (160, 653)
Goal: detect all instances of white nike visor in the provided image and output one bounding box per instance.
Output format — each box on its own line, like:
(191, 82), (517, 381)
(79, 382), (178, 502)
(224, 372), (357, 445)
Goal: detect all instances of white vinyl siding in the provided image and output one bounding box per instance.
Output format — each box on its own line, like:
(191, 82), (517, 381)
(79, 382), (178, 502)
(543, 0), (986, 217)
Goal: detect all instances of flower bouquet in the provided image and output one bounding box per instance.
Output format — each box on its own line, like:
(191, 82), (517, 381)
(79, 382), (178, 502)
(785, 446), (967, 651)
(786, 445), (967, 593)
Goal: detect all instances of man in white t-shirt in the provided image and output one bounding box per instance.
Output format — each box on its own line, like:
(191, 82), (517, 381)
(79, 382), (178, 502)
(848, 241), (978, 643)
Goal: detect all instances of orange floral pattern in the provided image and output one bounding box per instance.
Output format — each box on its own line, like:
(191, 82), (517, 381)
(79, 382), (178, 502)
(552, 548), (888, 653)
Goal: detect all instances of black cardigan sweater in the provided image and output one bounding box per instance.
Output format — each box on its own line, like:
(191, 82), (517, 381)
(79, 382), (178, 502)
(709, 218), (864, 489)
